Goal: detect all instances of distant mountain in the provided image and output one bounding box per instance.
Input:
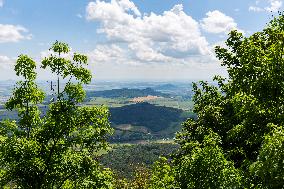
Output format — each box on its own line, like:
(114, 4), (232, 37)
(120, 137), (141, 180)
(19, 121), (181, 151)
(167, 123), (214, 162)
(153, 83), (194, 98)
(110, 102), (185, 132)
(154, 84), (178, 90)
(86, 88), (170, 99)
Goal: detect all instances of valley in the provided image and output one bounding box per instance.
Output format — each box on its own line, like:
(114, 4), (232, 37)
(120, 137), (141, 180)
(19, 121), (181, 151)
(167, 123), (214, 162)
(0, 80), (195, 143)
(0, 80), (194, 179)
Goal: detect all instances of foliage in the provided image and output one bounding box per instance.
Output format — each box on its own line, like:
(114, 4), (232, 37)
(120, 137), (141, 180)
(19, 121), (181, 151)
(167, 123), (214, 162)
(170, 13), (284, 188)
(0, 41), (114, 188)
(175, 123), (243, 188)
(114, 166), (150, 189)
(250, 124), (284, 188)
(100, 143), (178, 179)
(149, 157), (177, 189)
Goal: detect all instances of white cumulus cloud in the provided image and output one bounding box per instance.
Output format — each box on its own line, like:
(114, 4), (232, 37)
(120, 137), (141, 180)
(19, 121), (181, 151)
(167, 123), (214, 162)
(249, 6), (264, 12)
(0, 55), (15, 69)
(86, 0), (211, 65)
(87, 44), (126, 63)
(0, 55), (12, 65)
(0, 24), (32, 43)
(249, 0), (282, 12)
(0, 0), (4, 8)
(265, 0), (282, 12)
(200, 10), (240, 34)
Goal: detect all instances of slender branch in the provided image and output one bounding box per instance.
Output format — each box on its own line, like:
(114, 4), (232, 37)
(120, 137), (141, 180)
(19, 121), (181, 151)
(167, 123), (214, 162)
(25, 81), (30, 138)
(57, 52), (61, 99)
(57, 76), (60, 99)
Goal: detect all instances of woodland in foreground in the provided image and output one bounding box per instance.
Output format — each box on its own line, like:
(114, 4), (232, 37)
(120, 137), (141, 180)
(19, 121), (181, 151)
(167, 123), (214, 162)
(0, 13), (284, 189)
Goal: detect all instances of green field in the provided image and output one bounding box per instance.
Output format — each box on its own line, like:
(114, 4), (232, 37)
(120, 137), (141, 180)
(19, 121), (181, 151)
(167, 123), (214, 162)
(84, 97), (133, 108)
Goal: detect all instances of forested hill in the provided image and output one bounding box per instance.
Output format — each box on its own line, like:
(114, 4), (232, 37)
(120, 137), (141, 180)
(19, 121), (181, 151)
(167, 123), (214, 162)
(86, 88), (170, 98)
(109, 102), (186, 132)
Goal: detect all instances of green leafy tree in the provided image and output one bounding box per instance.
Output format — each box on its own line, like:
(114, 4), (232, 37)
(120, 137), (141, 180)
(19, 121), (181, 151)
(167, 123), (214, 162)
(149, 157), (177, 189)
(114, 166), (150, 189)
(175, 122), (243, 189)
(0, 41), (114, 188)
(171, 13), (284, 188)
(250, 124), (284, 188)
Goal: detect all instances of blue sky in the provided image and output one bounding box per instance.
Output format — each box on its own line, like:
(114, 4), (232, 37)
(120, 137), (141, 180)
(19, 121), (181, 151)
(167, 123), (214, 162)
(0, 0), (281, 81)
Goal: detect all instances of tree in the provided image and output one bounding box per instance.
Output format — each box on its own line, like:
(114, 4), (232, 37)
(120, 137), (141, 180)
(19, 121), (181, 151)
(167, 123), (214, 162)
(175, 122), (242, 189)
(250, 124), (284, 188)
(172, 13), (284, 188)
(149, 157), (177, 189)
(0, 41), (114, 188)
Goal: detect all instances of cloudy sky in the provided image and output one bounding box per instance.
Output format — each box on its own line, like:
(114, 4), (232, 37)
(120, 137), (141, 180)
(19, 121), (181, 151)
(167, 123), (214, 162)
(0, 0), (281, 81)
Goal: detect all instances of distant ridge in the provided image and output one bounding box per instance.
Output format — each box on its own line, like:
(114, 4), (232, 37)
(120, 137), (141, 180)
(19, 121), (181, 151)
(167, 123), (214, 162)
(154, 84), (178, 90)
(86, 88), (170, 98)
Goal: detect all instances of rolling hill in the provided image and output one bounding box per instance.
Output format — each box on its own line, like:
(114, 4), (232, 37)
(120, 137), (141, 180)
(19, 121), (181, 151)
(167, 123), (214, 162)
(110, 102), (183, 132)
(86, 88), (170, 99)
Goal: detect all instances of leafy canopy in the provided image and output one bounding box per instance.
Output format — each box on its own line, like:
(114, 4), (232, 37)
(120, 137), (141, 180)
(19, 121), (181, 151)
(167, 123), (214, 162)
(149, 13), (284, 189)
(0, 41), (114, 188)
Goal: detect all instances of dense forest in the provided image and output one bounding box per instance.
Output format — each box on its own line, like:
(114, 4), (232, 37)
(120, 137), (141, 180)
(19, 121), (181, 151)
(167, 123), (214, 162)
(110, 102), (184, 132)
(100, 143), (178, 179)
(109, 102), (196, 142)
(0, 13), (284, 189)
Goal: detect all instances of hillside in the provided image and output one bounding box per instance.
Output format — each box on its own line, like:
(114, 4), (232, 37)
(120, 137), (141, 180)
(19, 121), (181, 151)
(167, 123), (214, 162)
(109, 102), (191, 132)
(86, 88), (170, 99)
